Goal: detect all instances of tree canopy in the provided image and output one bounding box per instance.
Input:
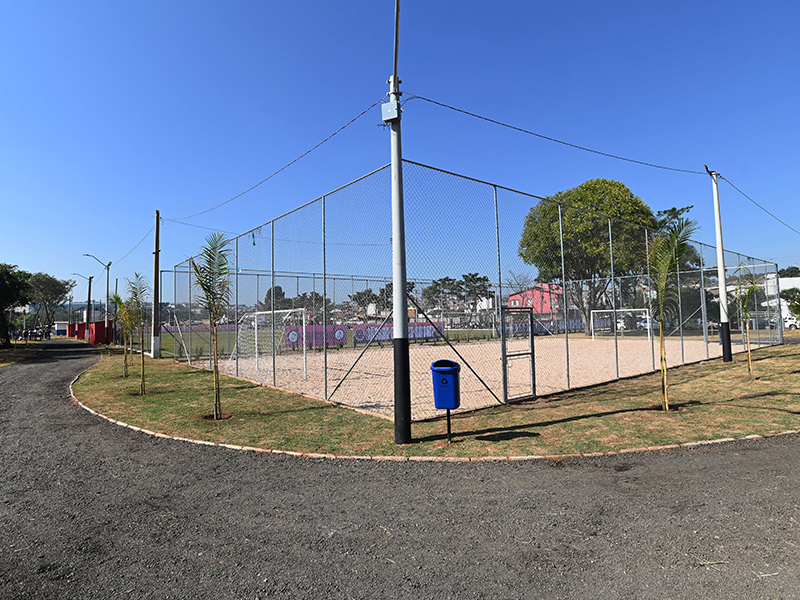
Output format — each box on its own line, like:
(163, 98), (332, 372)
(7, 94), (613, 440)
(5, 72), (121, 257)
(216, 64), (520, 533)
(0, 263), (32, 347)
(28, 272), (74, 334)
(518, 179), (657, 333)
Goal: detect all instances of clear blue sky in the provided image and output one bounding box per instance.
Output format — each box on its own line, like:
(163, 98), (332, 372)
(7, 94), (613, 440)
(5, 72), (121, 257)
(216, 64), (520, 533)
(3, 1), (799, 304)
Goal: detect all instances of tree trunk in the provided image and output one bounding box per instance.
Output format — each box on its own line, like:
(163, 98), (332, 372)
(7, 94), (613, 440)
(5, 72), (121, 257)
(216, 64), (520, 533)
(745, 324), (753, 381)
(659, 325), (669, 412)
(211, 323), (221, 419)
(123, 333), (129, 378)
(139, 326), (146, 395)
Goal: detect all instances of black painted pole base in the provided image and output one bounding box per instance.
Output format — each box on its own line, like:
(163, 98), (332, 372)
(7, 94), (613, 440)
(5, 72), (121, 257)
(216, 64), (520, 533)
(446, 409), (452, 444)
(720, 321), (733, 362)
(394, 337), (412, 445)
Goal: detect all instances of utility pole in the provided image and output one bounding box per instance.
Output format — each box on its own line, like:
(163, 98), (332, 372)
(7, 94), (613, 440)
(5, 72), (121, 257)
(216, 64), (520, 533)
(383, 0), (411, 444)
(152, 210), (161, 358)
(83, 254), (111, 344)
(705, 166), (733, 362)
(87, 276), (93, 336)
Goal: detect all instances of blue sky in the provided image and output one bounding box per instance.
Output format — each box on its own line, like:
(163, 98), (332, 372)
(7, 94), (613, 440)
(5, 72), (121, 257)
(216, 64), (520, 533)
(2, 1), (799, 304)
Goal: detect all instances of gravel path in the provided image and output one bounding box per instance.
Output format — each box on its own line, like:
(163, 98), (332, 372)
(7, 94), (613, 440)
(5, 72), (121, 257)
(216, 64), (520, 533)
(2, 340), (799, 599)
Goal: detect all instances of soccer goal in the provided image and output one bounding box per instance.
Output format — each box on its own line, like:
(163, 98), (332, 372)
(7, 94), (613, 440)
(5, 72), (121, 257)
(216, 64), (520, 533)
(590, 308), (653, 341)
(233, 308), (307, 380)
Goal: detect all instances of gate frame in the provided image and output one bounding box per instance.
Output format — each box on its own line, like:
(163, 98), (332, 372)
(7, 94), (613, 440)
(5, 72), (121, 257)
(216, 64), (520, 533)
(500, 306), (537, 402)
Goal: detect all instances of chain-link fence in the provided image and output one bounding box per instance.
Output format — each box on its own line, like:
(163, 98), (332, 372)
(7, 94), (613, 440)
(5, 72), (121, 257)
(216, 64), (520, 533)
(167, 161), (782, 421)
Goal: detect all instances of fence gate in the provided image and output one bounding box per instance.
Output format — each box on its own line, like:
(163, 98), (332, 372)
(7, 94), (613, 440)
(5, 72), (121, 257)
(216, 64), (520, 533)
(500, 307), (536, 402)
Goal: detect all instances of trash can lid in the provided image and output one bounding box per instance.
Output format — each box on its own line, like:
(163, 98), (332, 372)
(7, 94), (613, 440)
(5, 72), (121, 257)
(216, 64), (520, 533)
(431, 359), (460, 372)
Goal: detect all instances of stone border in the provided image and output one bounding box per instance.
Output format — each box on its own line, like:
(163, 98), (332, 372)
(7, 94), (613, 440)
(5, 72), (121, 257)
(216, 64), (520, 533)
(69, 368), (798, 463)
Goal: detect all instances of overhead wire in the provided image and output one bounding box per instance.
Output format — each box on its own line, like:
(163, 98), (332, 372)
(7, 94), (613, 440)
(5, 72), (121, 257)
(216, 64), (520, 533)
(408, 93), (800, 238)
(170, 98), (384, 222)
(405, 94), (707, 175)
(719, 176), (800, 237)
(162, 218), (238, 235)
(114, 226), (155, 265)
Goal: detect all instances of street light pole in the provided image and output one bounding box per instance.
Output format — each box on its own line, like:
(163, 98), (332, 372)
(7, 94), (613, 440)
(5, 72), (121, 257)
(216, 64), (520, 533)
(84, 254), (112, 344)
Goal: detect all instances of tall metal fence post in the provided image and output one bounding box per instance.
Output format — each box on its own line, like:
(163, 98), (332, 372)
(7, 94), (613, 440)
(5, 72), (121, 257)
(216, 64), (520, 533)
(645, 230), (656, 370)
(558, 205), (570, 389)
(271, 220), (276, 386)
(322, 195), (328, 401)
(676, 253), (685, 364)
(608, 218), (619, 380)
(493, 185), (507, 399)
(188, 261), (193, 366)
(698, 244), (710, 359)
(235, 236), (239, 378)
(775, 262), (784, 344)
(173, 265), (177, 359)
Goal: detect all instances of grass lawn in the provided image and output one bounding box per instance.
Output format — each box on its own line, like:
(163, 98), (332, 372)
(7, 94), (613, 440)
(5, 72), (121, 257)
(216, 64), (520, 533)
(72, 341), (800, 458)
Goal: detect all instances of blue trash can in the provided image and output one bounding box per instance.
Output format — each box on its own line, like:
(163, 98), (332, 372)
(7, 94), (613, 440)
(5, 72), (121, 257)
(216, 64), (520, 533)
(431, 359), (461, 410)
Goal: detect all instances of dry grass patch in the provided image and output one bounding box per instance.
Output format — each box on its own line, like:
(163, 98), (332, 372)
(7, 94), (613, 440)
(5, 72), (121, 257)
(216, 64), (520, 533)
(72, 343), (800, 458)
(0, 341), (42, 368)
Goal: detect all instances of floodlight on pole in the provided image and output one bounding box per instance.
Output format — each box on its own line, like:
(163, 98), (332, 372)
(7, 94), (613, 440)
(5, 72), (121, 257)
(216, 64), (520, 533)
(84, 254), (112, 344)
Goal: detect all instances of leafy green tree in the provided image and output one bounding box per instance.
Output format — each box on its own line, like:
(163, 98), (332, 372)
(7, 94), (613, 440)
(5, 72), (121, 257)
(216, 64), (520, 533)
(460, 273), (491, 323)
(191, 233), (232, 419)
(519, 179), (656, 334)
(376, 282), (416, 314)
(293, 291), (334, 323)
(28, 273), (74, 336)
(421, 277), (463, 309)
(257, 286), (294, 312)
(126, 273), (150, 396)
(655, 205), (693, 229)
(0, 264), (32, 348)
(778, 266), (800, 278)
(349, 288), (378, 320)
(780, 288), (800, 316)
(649, 218), (697, 412)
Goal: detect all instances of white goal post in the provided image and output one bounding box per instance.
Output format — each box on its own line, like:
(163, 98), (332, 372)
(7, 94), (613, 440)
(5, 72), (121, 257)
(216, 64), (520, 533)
(590, 308), (653, 341)
(234, 308), (307, 380)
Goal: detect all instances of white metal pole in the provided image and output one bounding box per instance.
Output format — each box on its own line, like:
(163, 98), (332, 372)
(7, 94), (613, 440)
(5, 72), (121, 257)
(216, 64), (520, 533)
(385, 0), (411, 444)
(706, 166), (733, 361)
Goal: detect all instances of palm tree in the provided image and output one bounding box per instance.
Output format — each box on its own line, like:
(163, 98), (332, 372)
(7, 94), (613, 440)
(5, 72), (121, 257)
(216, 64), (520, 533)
(112, 293), (133, 378)
(648, 218), (697, 411)
(191, 233), (232, 419)
(733, 266), (762, 381)
(126, 273), (150, 396)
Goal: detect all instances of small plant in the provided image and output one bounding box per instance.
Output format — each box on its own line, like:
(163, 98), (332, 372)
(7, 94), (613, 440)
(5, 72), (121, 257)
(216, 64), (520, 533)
(649, 218), (697, 412)
(191, 232), (233, 420)
(125, 273), (150, 395)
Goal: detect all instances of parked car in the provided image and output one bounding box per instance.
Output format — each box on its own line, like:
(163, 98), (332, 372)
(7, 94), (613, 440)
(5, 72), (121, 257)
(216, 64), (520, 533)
(637, 317), (659, 330)
(786, 315), (798, 330)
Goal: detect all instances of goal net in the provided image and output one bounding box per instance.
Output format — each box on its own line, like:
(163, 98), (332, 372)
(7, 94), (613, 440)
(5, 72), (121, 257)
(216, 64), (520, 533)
(590, 308), (652, 341)
(232, 308), (307, 379)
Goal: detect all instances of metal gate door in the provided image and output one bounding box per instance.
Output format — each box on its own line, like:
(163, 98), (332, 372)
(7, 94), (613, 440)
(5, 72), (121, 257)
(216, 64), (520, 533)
(500, 307), (536, 402)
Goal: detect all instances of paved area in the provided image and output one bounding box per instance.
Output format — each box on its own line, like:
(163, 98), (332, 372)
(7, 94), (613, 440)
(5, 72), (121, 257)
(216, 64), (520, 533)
(2, 340), (799, 599)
